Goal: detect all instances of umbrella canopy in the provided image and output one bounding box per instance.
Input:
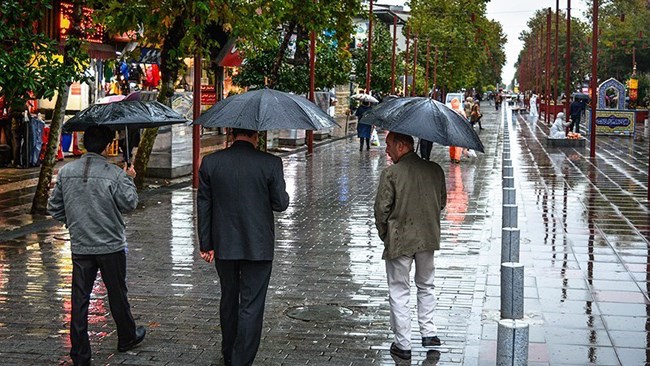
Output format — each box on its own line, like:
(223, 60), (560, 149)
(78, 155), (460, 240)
(63, 100), (188, 132)
(193, 89), (338, 130)
(359, 97), (485, 153)
(572, 93), (590, 101)
(351, 93), (379, 104)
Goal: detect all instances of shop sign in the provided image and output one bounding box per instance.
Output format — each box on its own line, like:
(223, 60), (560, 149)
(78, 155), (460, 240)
(200, 85), (216, 105)
(60, 2), (104, 43)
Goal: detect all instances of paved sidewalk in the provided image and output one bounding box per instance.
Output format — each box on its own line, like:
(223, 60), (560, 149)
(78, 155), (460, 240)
(1, 104), (649, 365)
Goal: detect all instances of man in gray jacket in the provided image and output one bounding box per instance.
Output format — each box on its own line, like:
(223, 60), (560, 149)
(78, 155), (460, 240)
(374, 132), (447, 361)
(48, 125), (145, 366)
(197, 128), (289, 366)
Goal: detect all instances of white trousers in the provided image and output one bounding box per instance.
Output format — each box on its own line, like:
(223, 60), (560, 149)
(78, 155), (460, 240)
(385, 250), (437, 350)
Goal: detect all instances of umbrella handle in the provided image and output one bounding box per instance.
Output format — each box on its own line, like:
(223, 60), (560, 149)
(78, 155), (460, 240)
(124, 125), (130, 166)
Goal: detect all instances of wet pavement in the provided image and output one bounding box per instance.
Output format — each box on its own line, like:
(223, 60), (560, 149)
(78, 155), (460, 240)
(0, 104), (649, 365)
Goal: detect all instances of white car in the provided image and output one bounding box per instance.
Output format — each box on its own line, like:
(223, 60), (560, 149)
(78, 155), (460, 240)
(445, 93), (465, 109)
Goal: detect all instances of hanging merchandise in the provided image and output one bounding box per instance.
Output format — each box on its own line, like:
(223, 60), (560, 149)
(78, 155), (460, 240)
(120, 61), (130, 80)
(104, 60), (115, 81)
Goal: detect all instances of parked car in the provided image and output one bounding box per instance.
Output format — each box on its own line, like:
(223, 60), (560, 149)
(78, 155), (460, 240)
(445, 93), (465, 109)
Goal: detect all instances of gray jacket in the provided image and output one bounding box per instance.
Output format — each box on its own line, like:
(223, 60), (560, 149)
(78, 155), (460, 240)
(47, 153), (138, 255)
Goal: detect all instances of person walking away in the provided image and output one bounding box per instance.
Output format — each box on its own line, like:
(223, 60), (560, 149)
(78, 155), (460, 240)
(495, 92), (502, 111)
(374, 132), (447, 361)
(463, 97), (473, 118)
(448, 98), (465, 163)
(197, 128), (290, 366)
(355, 101), (373, 151)
(419, 138), (433, 161)
(47, 125), (145, 366)
(569, 97), (585, 133)
(470, 103), (483, 130)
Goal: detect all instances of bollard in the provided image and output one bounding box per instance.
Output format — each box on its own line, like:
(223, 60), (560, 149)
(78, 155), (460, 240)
(503, 187), (516, 205)
(496, 319), (529, 366)
(645, 118), (649, 138)
(501, 228), (520, 262)
(503, 158), (512, 167)
(501, 262), (524, 319)
(502, 203), (518, 227)
(502, 176), (514, 189)
(502, 165), (513, 177)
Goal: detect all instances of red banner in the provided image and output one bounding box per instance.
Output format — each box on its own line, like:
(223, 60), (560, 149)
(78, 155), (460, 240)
(200, 85), (216, 106)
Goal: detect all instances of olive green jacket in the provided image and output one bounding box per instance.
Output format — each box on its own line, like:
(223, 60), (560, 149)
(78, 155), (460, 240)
(374, 152), (447, 260)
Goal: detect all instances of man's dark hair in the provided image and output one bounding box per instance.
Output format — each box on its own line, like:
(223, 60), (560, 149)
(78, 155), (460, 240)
(84, 125), (114, 154)
(231, 128), (258, 138)
(391, 132), (414, 149)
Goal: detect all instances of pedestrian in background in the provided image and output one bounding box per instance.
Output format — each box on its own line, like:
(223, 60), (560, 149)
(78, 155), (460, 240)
(448, 98), (465, 164)
(355, 101), (373, 151)
(197, 128), (290, 366)
(48, 125), (145, 366)
(569, 96), (585, 133)
(419, 138), (433, 161)
(374, 131), (447, 361)
(470, 103), (483, 130)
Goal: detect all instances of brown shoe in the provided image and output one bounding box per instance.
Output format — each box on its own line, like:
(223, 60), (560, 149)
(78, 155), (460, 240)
(390, 343), (411, 360)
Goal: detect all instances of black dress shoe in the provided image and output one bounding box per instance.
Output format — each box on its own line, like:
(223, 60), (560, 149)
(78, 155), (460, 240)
(390, 342), (411, 360)
(118, 326), (146, 352)
(422, 336), (441, 347)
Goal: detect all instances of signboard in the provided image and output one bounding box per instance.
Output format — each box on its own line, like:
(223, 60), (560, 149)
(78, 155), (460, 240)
(60, 2), (104, 43)
(200, 85), (216, 106)
(586, 109), (636, 136)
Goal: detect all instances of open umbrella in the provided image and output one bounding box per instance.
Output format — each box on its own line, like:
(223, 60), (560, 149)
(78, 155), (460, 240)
(62, 100), (188, 163)
(359, 97), (485, 153)
(351, 93), (379, 104)
(193, 89), (338, 130)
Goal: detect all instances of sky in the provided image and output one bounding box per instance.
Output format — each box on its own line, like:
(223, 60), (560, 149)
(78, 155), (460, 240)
(374, 0), (590, 85)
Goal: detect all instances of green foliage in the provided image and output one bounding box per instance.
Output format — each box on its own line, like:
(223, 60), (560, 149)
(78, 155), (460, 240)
(0, 0), (90, 110)
(595, 0), (650, 80)
(234, 32), (352, 94)
(515, 9), (590, 95)
(352, 17), (404, 95)
(408, 0), (507, 91)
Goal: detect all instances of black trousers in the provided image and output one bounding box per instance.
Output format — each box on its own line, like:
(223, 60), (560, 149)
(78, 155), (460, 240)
(359, 137), (370, 151)
(216, 260), (272, 366)
(71, 250), (136, 366)
(570, 114), (581, 133)
(419, 139), (433, 160)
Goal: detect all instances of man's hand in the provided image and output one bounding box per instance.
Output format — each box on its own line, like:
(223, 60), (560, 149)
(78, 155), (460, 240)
(200, 250), (214, 263)
(123, 164), (136, 178)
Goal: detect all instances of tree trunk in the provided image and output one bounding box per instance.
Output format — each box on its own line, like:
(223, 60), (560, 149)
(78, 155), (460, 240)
(31, 85), (70, 214)
(268, 22), (296, 89)
(132, 15), (187, 189)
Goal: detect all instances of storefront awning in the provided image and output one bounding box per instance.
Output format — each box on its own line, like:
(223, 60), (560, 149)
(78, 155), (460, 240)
(216, 38), (243, 67)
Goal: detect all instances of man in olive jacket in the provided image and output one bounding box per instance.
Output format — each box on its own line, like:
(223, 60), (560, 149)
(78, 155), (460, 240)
(374, 132), (447, 360)
(197, 128), (289, 366)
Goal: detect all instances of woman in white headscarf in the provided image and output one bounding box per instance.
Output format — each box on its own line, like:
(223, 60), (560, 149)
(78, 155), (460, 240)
(529, 93), (538, 118)
(549, 112), (571, 138)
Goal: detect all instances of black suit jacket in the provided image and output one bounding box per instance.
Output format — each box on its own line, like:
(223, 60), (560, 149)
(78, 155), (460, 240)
(197, 140), (290, 261)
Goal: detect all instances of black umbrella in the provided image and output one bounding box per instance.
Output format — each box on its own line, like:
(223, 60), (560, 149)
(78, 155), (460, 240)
(62, 100), (188, 163)
(193, 89), (339, 130)
(359, 97), (484, 152)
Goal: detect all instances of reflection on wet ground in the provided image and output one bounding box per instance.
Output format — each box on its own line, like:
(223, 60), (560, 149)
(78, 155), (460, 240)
(1, 105), (650, 364)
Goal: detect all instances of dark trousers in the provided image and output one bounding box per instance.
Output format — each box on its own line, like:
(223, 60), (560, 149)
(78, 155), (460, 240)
(359, 137), (370, 151)
(419, 139), (433, 160)
(216, 260), (272, 366)
(570, 114), (581, 133)
(71, 251), (136, 366)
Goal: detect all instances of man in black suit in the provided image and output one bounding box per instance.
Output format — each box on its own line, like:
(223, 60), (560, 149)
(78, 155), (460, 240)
(197, 128), (290, 366)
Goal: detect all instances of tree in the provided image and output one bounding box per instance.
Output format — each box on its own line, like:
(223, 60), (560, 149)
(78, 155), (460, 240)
(234, 31), (353, 94)
(408, 0), (507, 93)
(352, 16), (404, 96)
(0, 0), (91, 214)
(515, 9), (591, 98)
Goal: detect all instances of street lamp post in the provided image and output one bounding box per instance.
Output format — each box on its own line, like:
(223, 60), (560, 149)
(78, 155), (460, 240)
(565, 0), (572, 116)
